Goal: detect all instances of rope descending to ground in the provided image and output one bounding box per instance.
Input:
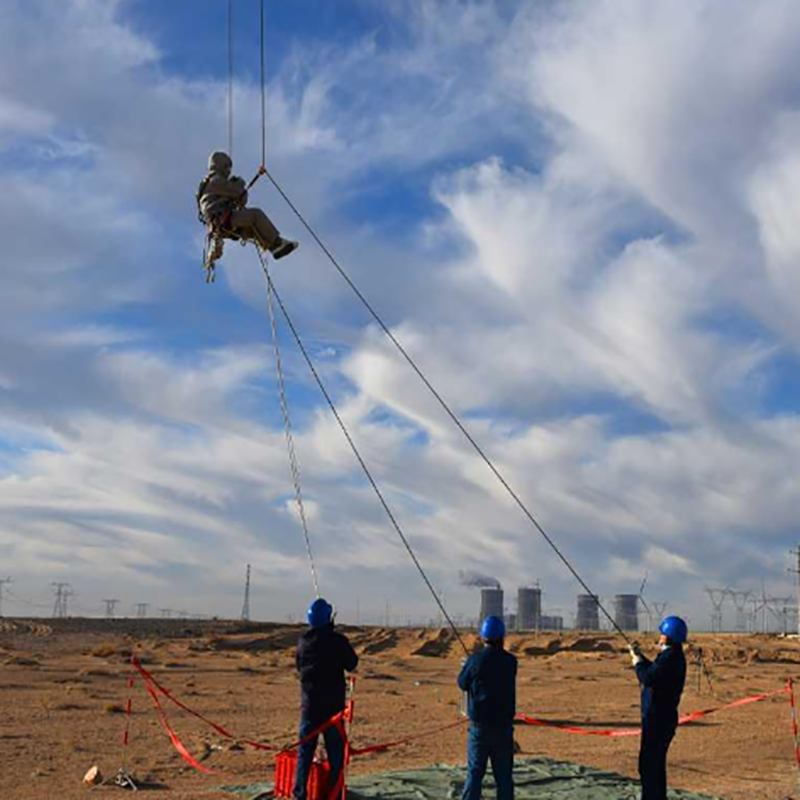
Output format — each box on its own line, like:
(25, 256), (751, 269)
(255, 247), (468, 655)
(260, 166), (630, 645)
(261, 249), (320, 598)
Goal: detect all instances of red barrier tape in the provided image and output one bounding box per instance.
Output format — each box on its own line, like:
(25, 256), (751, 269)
(515, 685), (791, 738)
(143, 675), (216, 774)
(351, 718), (468, 756)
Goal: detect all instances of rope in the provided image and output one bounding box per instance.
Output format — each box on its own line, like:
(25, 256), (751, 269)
(227, 0), (234, 159)
(260, 0), (266, 168)
(260, 166), (632, 645)
(255, 248), (469, 655)
(260, 248), (320, 598)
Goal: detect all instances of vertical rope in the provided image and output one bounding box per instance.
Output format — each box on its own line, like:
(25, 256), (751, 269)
(258, 247), (320, 598)
(255, 249), (468, 655)
(227, 0), (234, 159)
(260, 0), (266, 168)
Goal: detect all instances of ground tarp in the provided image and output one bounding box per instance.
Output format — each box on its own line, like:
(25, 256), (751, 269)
(219, 758), (725, 800)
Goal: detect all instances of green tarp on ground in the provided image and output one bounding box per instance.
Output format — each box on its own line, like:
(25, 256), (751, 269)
(219, 758), (725, 800)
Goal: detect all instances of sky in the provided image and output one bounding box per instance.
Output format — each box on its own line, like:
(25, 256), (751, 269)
(2, 0), (800, 629)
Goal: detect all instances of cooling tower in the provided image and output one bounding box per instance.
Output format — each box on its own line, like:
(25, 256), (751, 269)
(614, 594), (640, 632)
(576, 594), (601, 631)
(517, 587), (542, 631)
(479, 588), (504, 626)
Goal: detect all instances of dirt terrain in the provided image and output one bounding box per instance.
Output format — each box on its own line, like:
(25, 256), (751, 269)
(0, 619), (797, 800)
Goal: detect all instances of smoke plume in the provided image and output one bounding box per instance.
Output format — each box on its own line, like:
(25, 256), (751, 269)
(459, 570), (501, 590)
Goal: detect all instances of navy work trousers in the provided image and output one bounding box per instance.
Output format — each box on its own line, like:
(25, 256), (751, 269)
(292, 713), (345, 800)
(638, 724), (675, 800)
(462, 724), (514, 800)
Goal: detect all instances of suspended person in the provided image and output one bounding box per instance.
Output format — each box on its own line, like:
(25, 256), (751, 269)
(457, 615), (517, 800)
(629, 616), (688, 800)
(197, 151), (299, 259)
(293, 598), (358, 800)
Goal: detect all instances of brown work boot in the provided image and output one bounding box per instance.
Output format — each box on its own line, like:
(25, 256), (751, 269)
(272, 237), (300, 260)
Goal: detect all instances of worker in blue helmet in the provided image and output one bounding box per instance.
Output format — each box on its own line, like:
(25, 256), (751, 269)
(293, 598), (358, 800)
(629, 616), (687, 800)
(457, 615), (518, 800)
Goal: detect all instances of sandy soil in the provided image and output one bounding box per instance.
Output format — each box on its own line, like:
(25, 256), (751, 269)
(0, 619), (797, 800)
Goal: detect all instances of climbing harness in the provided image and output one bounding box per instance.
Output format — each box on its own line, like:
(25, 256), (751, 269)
(198, 0), (270, 283)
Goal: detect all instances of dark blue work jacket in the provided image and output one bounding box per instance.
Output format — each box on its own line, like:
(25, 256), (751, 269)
(635, 644), (686, 732)
(457, 644), (517, 727)
(296, 625), (358, 720)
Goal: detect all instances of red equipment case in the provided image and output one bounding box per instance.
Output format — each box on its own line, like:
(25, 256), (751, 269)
(274, 750), (331, 800)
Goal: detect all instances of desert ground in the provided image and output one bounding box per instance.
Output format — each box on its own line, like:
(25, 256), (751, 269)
(0, 618), (797, 800)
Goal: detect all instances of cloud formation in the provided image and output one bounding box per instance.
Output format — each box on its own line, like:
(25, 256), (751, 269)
(2, 0), (800, 628)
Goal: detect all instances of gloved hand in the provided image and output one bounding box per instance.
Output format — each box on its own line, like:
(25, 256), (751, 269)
(629, 643), (643, 667)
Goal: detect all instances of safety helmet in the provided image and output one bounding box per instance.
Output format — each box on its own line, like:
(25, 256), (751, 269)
(307, 598), (333, 629)
(480, 615), (505, 641)
(208, 151), (233, 173)
(659, 615), (688, 644)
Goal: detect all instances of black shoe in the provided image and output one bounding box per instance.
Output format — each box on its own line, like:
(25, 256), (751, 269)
(272, 237), (300, 260)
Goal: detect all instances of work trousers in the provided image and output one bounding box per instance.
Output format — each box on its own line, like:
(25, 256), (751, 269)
(638, 725), (675, 800)
(292, 712), (345, 800)
(230, 208), (280, 251)
(462, 724), (514, 800)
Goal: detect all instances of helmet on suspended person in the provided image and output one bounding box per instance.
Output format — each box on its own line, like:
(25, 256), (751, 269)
(480, 615), (505, 641)
(307, 598), (334, 629)
(659, 615), (688, 644)
(208, 151), (233, 175)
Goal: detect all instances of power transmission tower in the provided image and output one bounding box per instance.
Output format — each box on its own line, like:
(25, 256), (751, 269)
(51, 583), (73, 618)
(705, 587), (727, 633)
(728, 589), (752, 632)
(103, 599), (120, 619)
(135, 603), (149, 619)
(160, 608), (173, 618)
(790, 546), (800, 637)
(0, 577), (11, 618)
(241, 564), (251, 622)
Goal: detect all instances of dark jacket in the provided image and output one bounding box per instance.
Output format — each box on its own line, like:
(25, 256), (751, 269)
(635, 644), (686, 731)
(296, 625), (358, 720)
(457, 644), (517, 727)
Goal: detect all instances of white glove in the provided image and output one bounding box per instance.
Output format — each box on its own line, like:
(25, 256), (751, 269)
(629, 643), (643, 667)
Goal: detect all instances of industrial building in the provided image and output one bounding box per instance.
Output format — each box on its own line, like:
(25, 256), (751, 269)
(614, 594), (639, 632)
(575, 594), (601, 631)
(516, 586), (542, 631)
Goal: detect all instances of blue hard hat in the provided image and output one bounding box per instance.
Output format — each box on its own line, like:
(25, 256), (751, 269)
(307, 598), (333, 628)
(659, 615), (688, 644)
(480, 615), (506, 640)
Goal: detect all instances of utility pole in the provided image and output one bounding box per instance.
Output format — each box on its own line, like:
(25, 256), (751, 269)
(51, 583), (73, 618)
(135, 603), (149, 619)
(241, 564), (251, 622)
(103, 599), (120, 619)
(0, 577), (11, 618)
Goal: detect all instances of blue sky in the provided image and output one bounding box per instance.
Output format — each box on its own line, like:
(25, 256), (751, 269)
(2, 0), (800, 630)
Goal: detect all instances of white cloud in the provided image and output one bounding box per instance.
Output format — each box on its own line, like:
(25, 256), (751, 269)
(3, 0), (800, 625)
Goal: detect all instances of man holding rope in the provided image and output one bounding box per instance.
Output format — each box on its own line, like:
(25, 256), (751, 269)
(293, 598), (358, 800)
(630, 616), (687, 800)
(458, 615), (517, 800)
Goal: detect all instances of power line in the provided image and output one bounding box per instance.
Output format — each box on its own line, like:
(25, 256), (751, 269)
(257, 250), (468, 654)
(261, 168), (632, 645)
